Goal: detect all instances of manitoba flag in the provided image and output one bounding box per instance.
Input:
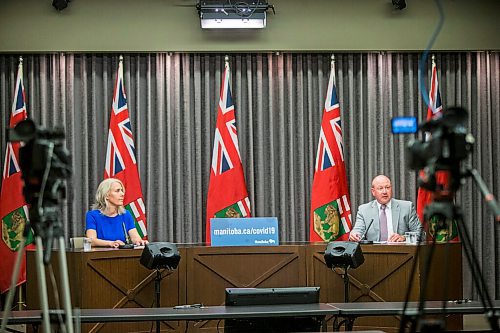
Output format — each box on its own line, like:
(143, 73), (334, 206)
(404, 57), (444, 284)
(104, 58), (147, 238)
(416, 57), (458, 242)
(206, 60), (251, 244)
(0, 59), (34, 293)
(310, 60), (352, 242)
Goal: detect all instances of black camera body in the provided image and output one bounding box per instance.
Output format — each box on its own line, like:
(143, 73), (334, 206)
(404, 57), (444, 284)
(406, 107), (473, 192)
(7, 119), (71, 194)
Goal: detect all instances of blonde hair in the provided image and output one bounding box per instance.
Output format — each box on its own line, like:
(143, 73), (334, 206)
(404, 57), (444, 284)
(91, 178), (126, 214)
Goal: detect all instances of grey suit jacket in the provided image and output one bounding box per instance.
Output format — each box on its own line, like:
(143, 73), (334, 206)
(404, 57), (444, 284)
(352, 199), (422, 241)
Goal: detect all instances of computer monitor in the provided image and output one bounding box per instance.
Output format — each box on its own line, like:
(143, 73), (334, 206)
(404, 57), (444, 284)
(224, 287), (322, 333)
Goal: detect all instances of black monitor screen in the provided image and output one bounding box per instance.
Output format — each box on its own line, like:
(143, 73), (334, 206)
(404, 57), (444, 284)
(224, 287), (322, 332)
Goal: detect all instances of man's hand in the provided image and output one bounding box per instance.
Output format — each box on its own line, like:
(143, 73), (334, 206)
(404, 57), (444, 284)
(388, 233), (405, 242)
(349, 232), (361, 242)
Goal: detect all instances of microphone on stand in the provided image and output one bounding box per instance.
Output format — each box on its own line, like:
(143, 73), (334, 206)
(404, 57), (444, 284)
(119, 222), (134, 249)
(359, 219), (374, 244)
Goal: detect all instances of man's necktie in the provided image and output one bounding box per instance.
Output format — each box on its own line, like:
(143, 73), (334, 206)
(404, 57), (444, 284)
(379, 204), (388, 241)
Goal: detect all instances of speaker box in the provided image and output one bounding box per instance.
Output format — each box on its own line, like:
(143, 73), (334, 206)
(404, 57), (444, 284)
(140, 242), (181, 270)
(324, 241), (364, 269)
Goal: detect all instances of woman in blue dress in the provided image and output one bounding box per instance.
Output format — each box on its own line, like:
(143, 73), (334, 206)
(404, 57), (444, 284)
(86, 178), (148, 248)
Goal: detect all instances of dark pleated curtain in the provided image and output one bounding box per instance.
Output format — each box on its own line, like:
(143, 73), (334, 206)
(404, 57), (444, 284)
(0, 52), (498, 300)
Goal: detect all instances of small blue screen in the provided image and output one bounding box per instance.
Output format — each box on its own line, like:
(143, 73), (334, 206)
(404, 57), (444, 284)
(391, 116), (418, 134)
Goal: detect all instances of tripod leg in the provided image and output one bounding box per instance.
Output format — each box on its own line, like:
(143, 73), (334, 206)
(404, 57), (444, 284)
(416, 239), (438, 323)
(57, 237), (74, 333)
(455, 215), (499, 331)
(0, 239), (26, 332)
(34, 237), (51, 333)
(399, 242), (424, 333)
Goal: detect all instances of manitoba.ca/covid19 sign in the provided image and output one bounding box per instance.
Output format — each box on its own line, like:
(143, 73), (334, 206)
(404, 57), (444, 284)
(210, 217), (279, 246)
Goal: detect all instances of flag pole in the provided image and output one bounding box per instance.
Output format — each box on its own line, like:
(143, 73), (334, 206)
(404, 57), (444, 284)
(224, 55), (230, 89)
(429, 54), (436, 115)
(331, 55), (337, 93)
(224, 55), (229, 74)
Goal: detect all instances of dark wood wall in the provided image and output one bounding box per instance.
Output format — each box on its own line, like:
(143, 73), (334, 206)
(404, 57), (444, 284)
(26, 243), (462, 332)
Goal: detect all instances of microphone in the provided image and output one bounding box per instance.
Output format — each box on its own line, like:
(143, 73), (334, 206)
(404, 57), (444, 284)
(359, 219), (374, 244)
(119, 222), (134, 249)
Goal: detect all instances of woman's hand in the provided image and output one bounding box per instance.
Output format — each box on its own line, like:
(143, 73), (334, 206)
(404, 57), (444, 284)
(128, 228), (149, 246)
(133, 239), (149, 246)
(108, 240), (125, 248)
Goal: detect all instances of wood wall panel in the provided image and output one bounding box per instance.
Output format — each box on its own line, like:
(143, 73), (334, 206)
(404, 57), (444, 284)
(27, 248), (186, 333)
(186, 245), (306, 304)
(185, 245), (307, 332)
(306, 243), (462, 332)
(26, 243), (462, 333)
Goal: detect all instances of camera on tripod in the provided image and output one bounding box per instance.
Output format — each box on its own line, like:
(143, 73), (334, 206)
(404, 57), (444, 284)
(6, 118), (75, 333)
(404, 107), (474, 193)
(7, 118), (71, 250)
(394, 108), (500, 332)
(392, 107), (475, 229)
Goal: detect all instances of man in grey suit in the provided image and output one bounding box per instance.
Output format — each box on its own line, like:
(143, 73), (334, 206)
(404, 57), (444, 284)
(349, 175), (422, 242)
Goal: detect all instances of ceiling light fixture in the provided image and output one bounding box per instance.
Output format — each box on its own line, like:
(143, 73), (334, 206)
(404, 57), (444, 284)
(197, 0), (274, 29)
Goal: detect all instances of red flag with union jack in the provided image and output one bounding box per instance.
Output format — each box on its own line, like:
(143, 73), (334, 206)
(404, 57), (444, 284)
(416, 57), (458, 242)
(310, 60), (352, 242)
(104, 58), (147, 239)
(0, 59), (34, 293)
(206, 60), (251, 244)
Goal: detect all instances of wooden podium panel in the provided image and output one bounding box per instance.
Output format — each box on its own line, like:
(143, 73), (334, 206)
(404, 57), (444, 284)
(26, 243), (462, 333)
(27, 248), (186, 333)
(307, 242), (463, 332)
(185, 245), (307, 332)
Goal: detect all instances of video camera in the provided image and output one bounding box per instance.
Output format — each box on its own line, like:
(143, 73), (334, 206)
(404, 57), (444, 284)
(7, 118), (71, 244)
(394, 110), (500, 332)
(4, 119), (76, 333)
(393, 107), (474, 194)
